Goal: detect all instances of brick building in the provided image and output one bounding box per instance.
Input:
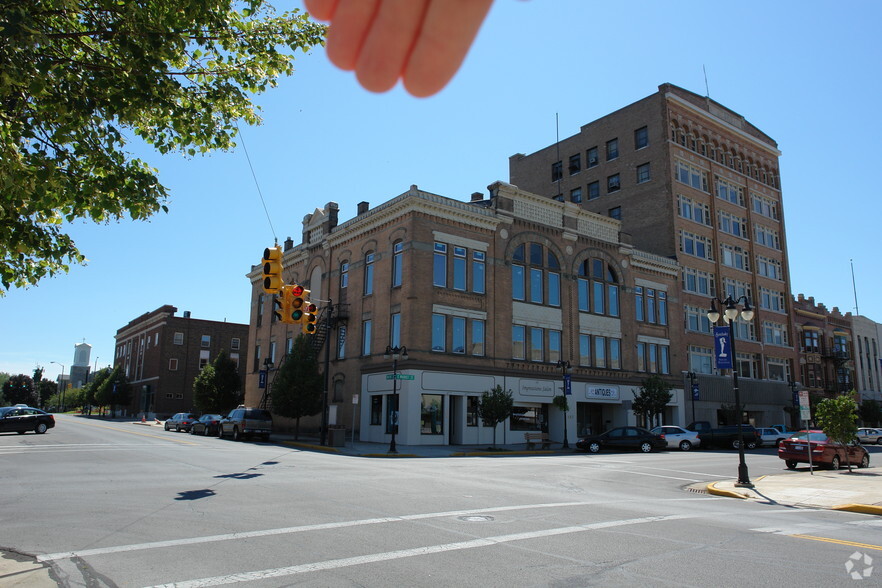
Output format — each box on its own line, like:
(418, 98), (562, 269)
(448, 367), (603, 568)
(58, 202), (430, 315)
(850, 314), (882, 406)
(791, 294), (855, 400)
(509, 83), (796, 424)
(114, 305), (248, 418)
(245, 182), (686, 446)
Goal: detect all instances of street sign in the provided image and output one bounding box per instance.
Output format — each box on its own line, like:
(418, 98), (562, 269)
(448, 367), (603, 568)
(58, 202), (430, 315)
(386, 374), (415, 380)
(563, 374), (571, 395)
(692, 383), (700, 400)
(798, 390), (811, 421)
(258, 370), (267, 389)
(713, 326), (733, 370)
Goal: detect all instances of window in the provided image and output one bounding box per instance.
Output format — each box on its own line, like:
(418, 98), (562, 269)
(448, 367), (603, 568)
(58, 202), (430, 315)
(763, 321), (788, 346)
(452, 316), (466, 354)
(721, 243), (749, 271)
(467, 396), (479, 426)
(199, 349), (210, 369)
(680, 230), (712, 260)
(607, 174), (620, 193)
(577, 257), (619, 316)
(337, 325), (347, 359)
(586, 147), (599, 168)
(587, 181), (600, 200)
(736, 353), (758, 379)
(802, 329), (820, 353)
(767, 358), (790, 382)
(751, 193), (779, 220)
(231, 338), (240, 351)
(578, 334), (591, 366)
(168, 358), (178, 371)
(675, 160), (709, 192)
(392, 241), (403, 287)
(512, 325), (526, 360)
(718, 211), (747, 238)
(453, 246), (467, 291)
(677, 195), (710, 225)
(606, 138), (618, 161)
(548, 330), (562, 364)
(511, 242), (559, 307)
(568, 153), (581, 175)
(433, 242), (447, 287)
(635, 286), (644, 321)
(594, 336), (606, 368)
(570, 187), (582, 203)
(635, 126), (648, 149)
(174, 332), (184, 345)
(755, 224), (781, 250)
(530, 327), (544, 362)
(421, 395), (443, 435)
(201, 335), (211, 348)
(608, 206), (621, 220)
(362, 319), (372, 356)
(722, 278), (752, 303)
(370, 396), (382, 425)
(471, 319), (485, 356)
(636, 162), (651, 183)
(364, 252), (375, 295)
(256, 293), (264, 328)
(685, 305), (712, 333)
(472, 251), (485, 294)
(760, 287), (785, 313)
(636, 342), (646, 372)
(340, 261), (349, 289)
(390, 313), (401, 348)
(757, 255), (783, 280)
(658, 292), (667, 325)
(716, 176), (745, 206)
(689, 345), (714, 374)
(660, 346), (670, 374)
(253, 344), (261, 372)
(432, 314), (445, 352)
(512, 264), (525, 301)
(609, 339), (621, 370)
(682, 267), (715, 296)
(551, 161), (563, 182)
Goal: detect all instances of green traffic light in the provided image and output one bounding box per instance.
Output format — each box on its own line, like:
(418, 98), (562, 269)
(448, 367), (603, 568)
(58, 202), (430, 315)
(291, 310), (304, 321)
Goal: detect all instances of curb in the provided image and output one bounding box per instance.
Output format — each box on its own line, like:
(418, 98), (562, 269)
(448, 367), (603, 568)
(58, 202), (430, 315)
(831, 504), (882, 516)
(706, 482), (749, 499)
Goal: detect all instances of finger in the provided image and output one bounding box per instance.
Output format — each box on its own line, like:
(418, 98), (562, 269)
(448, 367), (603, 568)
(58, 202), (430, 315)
(302, 0), (339, 21)
(403, 0), (493, 97)
(355, 0), (430, 93)
(324, 0), (381, 71)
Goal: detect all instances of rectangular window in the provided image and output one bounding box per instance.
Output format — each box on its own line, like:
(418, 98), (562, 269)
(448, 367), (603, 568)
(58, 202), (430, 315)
(721, 243), (749, 271)
(253, 344), (261, 372)
(607, 173), (621, 193)
(609, 338), (621, 370)
(677, 195), (711, 225)
(431, 314), (445, 352)
(658, 292), (668, 325)
(756, 255), (783, 280)
(530, 327), (544, 362)
(608, 284), (619, 317)
(689, 345), (714, 374)
(660, 346), (670, 374)
(682, 267), (715, 296)
(548, 330), (562, 364)
(587, 181), (600, 200)
(577, 278), (590, 312)
(608, 206), (621, 220)
(755, 224), (781, 250)
(593, 280), (605, 314)
(392, 242), (403, 287)
(512, 265), (525, 301)
(636, 342), (646, 372)
(362, 319), (372, 356)
(594, 336), (606, 368)
(570, 187), (582, 203)
(579, 334), (591, 366)
(548, 272), (561, 307)
(763, 321), (788, 346)
(512, 325), (526, 360)
(718, 211), (747, 238)
(606, 138), (618, 160)
(472, 251), (485, 294)
(529, 268), (543, 304)
(337, 325), (347, 360)
(751, 193), (779, 220)
(685, 305), (712, 334)
(471, 319), (485, 356)
(675, 160), (709, 192)
(390, 313), (401, 348)
(635, 286), (644, 321)
(716, 176), (745, 206)
(452, 316), (466, 354)
(467, 396), (479, 426)
(364, 252), (375, 295)
(421, 395), (443, 435)
(452, 246), (467, 291)
(230, 338), (240, 351)
(767, 358), (789, 382)
(648, 343), (658, 373)
(174, 332), (184, 345)
(340, 262), (349, 289)
(636, 162), (651, 183)
(168, 358), (178, 371)
(433, 243), (447, 287)
(200, 335), (211, 348)
(760, 287), (786, 313)
(635, 126), (648, 149)
(568, 153), (581, 175)
(586, 146), (599, 168)
(680, 230), (712, 260)
(370, 396), (382, 425)
(551, 161), (563, 182)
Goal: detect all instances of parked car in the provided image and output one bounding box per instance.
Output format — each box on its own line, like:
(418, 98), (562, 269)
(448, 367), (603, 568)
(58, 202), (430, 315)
(164, 413), (199, 432)
(0, 406), (56, 434)
(218, 407), (273, 441)
(650, 425), (701, 451)
(856, 427), (882, 445)
(778, 430), (870, 470)
(771, 424), (796, 436)
(697, 425), (761, 450)
(576, 426), (667, 454)
(756, 427), (791, 448)
(190, 414), (223, 436)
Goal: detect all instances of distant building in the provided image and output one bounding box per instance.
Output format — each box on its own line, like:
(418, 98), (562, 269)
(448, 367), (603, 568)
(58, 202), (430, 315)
(69, 342), (91, 389)
(850, 314), (882, 405)
(113, 305), (248, 418)
(792, 294), (855, 398)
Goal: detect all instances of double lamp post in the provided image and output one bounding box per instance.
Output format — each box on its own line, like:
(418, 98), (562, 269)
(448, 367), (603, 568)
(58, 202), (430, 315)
(384, 345), (408, 453)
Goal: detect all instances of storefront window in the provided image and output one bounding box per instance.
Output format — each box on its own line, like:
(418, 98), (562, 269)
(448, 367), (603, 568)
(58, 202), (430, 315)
(385, 394), (398, 434)
(421, 394), (443, 435)
(509, 404), (548, 431)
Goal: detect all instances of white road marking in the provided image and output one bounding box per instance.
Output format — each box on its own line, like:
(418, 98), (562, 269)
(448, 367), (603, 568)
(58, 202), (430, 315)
(145, 514), (695, 588)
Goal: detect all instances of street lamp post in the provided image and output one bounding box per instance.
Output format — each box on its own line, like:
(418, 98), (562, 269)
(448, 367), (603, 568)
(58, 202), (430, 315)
(50, 361), (65, 412)
(384, 345), (408, 453)
(707, 295), (755, 488)
(686, 371), (698, 425)
(555, 360), (571, 449)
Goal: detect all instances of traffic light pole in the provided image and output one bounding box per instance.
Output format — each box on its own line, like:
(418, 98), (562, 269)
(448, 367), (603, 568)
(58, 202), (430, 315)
(319, 300), (333, 446)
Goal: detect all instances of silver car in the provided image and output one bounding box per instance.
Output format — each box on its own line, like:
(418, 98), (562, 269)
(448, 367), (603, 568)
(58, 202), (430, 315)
(650, 425), (701, 451)
(857, 428), (882, 445)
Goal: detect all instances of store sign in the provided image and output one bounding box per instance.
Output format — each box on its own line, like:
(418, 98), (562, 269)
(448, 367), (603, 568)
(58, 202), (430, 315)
(586, 386), (619, 400)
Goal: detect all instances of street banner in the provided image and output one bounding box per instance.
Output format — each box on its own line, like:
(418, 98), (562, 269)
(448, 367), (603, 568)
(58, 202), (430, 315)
(713, 326), (733, 369)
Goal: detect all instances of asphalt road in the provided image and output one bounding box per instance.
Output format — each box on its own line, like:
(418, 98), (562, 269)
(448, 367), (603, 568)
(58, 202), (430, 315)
(2, 414), (880, 587)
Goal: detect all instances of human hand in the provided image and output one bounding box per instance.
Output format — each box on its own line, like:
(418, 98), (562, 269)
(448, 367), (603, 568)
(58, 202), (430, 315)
(304, 0), (494, 97)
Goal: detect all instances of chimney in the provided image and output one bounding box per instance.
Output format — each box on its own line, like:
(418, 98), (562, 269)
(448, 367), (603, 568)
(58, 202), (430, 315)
(284, 236), (294, 251)
(357, 201), (369, 215)
(471, 192), (484, 202)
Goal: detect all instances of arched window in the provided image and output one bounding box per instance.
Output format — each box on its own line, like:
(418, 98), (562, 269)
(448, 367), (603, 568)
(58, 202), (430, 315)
(577, 257), (619, 317)
(363, 251), (374, 296)
(339, 261), (349, 290)
(510, 242), (561, 307)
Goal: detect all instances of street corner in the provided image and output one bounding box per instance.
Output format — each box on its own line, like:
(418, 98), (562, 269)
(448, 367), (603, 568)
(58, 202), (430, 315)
(706, 480), (755, 500)
(0, 549), (56, 587)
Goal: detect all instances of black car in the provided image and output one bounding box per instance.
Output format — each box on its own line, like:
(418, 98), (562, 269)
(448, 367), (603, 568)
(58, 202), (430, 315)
(0, 406), (56, 434)
(190, 414), (223, 436)
(164, 412), (199, 432)
(576, 426), (667, 453)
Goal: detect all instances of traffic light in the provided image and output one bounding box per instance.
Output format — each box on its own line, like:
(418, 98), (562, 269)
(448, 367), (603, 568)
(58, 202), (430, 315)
(300, 290), (318, 334)
(273, 285), (292, 323)
(289, 284), (306, 323)
(261, 246), (283, 294)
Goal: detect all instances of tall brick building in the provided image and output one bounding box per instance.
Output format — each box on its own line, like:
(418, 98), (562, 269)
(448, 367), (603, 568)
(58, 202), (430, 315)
(510, 83), (796, 424)
(114, 305), (248, 418)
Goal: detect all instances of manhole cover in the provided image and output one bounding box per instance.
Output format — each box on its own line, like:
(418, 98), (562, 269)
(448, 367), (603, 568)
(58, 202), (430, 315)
(458, 515), (495, 522)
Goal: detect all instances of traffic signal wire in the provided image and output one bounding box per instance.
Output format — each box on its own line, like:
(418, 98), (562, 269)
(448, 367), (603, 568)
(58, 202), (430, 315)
(236, 121), (277, 244)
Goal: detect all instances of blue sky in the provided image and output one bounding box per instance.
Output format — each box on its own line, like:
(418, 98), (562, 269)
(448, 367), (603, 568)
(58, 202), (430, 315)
(3, 0), (881, 383)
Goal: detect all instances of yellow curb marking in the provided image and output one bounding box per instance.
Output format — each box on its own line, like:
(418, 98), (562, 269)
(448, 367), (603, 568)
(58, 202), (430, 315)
(791, 534), (882, 551)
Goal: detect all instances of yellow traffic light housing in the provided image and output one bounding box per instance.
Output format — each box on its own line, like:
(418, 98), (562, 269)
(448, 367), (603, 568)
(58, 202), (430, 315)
(289, 284), (306, 322)
(261, 246), (283, 294)
(273, 285), (292, 323)
(301, 292), (318, 334)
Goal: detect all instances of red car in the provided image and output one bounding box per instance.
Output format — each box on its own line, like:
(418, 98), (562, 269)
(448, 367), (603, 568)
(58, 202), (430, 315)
(778, 430), (870, 470)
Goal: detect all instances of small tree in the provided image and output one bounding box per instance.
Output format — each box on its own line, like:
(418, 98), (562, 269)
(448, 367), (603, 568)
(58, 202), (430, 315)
(2, 374), (37, 406)
(478, 385), (514, 448)
(632, 375), (673, 428)
(272, 335), (323, 439)
(815, 393), (860, 471)
(95, 367), (132, 417)
(83, 367), (112, 414)
(193, 351), (243, 414)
